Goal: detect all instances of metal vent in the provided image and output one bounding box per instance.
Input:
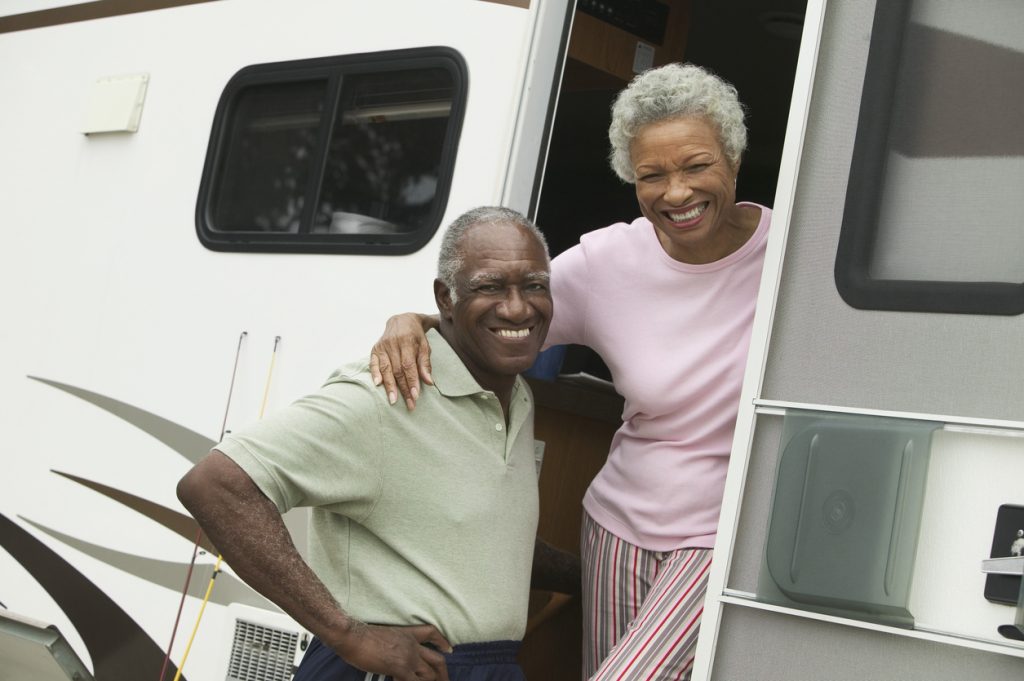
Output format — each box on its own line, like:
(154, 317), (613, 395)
(225, 618), (299, 681)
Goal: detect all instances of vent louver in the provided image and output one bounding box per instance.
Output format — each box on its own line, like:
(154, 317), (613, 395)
(226, 618), (299, 681)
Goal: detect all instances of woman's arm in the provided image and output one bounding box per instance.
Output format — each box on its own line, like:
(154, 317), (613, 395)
(369, 313), (439, 410)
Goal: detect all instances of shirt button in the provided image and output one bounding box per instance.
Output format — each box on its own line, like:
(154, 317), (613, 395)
(495, 423), (503, 431)
(479, 394), (489, 399)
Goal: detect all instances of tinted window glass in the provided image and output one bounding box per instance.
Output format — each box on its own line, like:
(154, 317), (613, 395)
(197, 48), (467, 255)
(835, 0), (1024, 314)
(312, 69), (453, 236)
(213, 80), (326, 234)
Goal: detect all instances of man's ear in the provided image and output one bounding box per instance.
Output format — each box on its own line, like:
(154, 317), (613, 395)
(434, 279), (454, 321)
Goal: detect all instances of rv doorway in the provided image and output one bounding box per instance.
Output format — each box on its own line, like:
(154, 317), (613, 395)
(535, 0), (807, 379)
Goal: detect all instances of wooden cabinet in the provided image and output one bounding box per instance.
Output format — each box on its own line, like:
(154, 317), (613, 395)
(565, 0), (691, 90)
(519, 376), (623, 680)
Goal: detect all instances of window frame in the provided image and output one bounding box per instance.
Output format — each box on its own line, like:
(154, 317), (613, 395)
(195, 46), (468, 255)
(834, 0), (1024, 315)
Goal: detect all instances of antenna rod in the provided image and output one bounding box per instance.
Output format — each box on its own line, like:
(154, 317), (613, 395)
(159, 330), (248, 681)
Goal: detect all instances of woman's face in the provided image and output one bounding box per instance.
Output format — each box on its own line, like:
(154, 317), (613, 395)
(630, 116), (743, 264)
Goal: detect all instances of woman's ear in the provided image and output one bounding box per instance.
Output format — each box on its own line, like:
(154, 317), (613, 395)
(434, 279), (454, 321)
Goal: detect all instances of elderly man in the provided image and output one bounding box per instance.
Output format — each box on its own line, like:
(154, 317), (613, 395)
(177, 206), (571, 681)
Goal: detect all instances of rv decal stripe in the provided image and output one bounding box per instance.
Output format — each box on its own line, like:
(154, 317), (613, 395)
(0, 511), (188, 681)
(28, 376), (215, 463)
(0, 0), (219, 34)
(0, 0), (527, 33)
(20, 516), (277, 612)
(51, 469), (218, 553)
(478, 0), (530, 9)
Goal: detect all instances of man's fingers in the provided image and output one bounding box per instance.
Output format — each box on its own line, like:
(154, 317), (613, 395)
(421, 652), (450, 681)
(390, 625), (449, 681)
(413, 630), (450, 681)
(409, 624), (452, 653)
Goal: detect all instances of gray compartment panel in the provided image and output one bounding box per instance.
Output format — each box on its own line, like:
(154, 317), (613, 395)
(727, 414), (783, 594)
(712, 604), (1024, 681)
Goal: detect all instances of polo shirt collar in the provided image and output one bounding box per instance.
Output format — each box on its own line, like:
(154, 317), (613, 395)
(427, 328), (525, 400)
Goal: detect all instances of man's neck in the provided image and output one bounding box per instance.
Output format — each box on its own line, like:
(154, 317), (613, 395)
(437, 326), (516, 419)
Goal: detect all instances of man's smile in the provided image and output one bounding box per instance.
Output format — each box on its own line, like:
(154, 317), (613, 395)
(494, 327), (534, 339)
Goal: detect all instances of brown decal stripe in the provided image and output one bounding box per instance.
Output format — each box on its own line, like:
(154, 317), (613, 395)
(0, 0), (219, 34)
(21, 517), (276, 611)
(478, 0), (530, 8)
(52, 470), (217, 553)
(29, 376), (215, 464)
(0, 512), (187, 681)
(1, 0), (525, 34)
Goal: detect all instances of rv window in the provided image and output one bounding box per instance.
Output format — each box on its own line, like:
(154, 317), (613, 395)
(196, 48), (467, 254)
(835, 0), (1024, 314)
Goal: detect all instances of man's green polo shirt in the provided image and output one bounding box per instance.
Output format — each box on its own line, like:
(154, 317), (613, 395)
(217, 329), (540, 644)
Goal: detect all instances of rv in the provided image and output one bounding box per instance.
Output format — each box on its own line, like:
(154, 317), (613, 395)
(1, 1), (1022, 680)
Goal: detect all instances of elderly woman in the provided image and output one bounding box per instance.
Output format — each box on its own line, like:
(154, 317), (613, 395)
(370, 63), (771, 680)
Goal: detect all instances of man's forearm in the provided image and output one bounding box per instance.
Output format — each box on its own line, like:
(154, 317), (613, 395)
(179, 452), (453, 680)
(177, 452), (355, 648)
(531, 537), (582, 596)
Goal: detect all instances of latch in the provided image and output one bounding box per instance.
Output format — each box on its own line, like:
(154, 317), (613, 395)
(981, 556), (1024, 640)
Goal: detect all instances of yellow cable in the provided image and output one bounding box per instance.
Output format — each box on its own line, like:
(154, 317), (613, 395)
(259, 336), (281, 418)
(173, 335), (281, 680)
(172, 554), (223, 681)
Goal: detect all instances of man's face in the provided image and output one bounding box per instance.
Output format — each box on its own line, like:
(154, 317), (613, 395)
(436, 221), (552, 390)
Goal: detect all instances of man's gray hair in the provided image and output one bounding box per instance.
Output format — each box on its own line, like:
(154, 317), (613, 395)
(437, 206), (549, 303)
(608, 62), (747, 183)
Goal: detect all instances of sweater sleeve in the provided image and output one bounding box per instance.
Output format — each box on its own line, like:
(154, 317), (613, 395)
(545, 241), (591, 348)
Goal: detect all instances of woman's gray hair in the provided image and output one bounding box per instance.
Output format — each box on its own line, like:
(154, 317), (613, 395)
(437, 206), (549, 303)
(608, 63), (747, 183)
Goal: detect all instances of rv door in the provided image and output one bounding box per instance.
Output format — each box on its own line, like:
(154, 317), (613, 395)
(698, 0), (1024, 678)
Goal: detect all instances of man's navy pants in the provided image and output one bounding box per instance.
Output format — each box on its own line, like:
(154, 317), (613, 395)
(292, 637), (525, 681)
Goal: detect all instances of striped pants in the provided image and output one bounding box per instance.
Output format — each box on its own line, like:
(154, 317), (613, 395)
(581, 510), (713, 681)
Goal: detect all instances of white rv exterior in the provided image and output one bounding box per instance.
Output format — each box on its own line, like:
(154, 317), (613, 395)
(0, 1), (571, 678)
(3, 1), (1024, 680)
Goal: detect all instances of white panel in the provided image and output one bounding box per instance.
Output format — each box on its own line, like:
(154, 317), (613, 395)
(0, 0), (81, 17)
(81, 73), (149, 134)
(911, 429), (1024, 642)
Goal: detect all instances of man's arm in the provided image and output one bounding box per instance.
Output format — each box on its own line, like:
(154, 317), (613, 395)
(369, 313), (439, 410)
(531, 537), (582, 597)
(177, 451), (451, 681)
